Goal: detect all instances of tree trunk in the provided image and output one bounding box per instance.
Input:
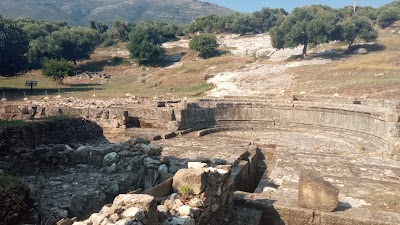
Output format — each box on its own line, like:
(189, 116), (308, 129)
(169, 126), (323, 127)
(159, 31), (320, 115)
(302, 43), (308, 56)
(302, 33), (308, 57)
(347, 39), (355, 52)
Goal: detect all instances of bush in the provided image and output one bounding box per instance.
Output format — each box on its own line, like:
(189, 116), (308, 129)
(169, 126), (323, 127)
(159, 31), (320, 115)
(42, 59), (76, 84)
(126, 21), (176, 65)
(377, 8), (400, 28)
(127, 40), (165, 65)
(189, 34), (219, 58)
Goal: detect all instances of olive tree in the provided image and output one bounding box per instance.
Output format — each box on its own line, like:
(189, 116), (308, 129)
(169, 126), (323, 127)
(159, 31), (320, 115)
(270, 6), (340, 56)
(0, 16), (29, 75)
(189, 34), (219, 58)
(339, 16), (378, 50)
(28, 27), (101, 66)
(127, 23), (165, 65)
(42, 59), (76, 84)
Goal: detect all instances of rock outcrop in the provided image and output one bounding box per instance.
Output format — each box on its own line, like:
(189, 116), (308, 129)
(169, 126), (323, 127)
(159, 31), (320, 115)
(298, 170), (339, 212)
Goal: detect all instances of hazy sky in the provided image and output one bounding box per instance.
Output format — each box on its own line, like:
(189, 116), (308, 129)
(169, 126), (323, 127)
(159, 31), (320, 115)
(203, 0), (396, 13)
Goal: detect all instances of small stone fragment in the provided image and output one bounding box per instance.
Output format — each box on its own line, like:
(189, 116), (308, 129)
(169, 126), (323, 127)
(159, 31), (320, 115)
(122, 207), (145, 220)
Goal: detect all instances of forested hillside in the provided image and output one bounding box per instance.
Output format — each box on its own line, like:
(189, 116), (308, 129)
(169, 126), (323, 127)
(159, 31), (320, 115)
(0, 0), (233, 26)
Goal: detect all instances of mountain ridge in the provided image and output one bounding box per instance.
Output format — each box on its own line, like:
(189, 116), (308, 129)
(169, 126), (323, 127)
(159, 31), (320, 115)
(0, 0), (234, 26)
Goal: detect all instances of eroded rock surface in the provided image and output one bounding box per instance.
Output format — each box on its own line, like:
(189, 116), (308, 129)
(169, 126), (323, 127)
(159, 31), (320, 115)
(298, 170), (339, 212)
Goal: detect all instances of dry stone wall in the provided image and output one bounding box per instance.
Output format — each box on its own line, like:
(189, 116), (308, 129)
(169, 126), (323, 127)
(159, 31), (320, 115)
(71, 164), (235, 225)
(0, 101), (216, 131)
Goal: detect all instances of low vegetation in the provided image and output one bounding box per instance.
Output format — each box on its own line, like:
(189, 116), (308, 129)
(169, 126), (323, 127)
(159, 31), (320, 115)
(189, 34), (219, 58)
(178, 185), (192, 202)
(42, 59), (76, 84)
(292, 23), (400, 99)
(0, 120), (28, 129)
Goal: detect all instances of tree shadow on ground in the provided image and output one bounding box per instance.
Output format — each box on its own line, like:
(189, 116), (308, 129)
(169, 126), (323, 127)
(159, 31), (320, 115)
(348, 43), (386, 53)
(68, 83), (102, 87)
(160, 52), (187, 67)
(78, 57), (129, 72)
(0, 87), (103, 100)
(286, 43), (386, 62)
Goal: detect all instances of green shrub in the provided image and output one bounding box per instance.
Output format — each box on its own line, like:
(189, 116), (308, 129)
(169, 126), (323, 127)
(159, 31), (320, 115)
(377, 8), (400, 28)
(189, 34), (219, 58)
(178, 185), (192, 201)
(42, 59), (76, 84)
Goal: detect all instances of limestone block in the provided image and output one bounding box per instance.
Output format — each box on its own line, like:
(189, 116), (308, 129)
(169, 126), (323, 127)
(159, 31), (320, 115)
(121, 207), (145, 220)
(115, 218), (133, 225)
(173, 169), (206, 195)
(112, 194), (157, 224)
(72, 222), (88, 225)
(298, 170), (339, 212)
(187, 162), (207, 169)
(178, 205), (193, 217)
(89, 213), (106, 225)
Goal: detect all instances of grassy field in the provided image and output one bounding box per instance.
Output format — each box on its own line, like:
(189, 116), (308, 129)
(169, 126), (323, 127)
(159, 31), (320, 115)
(0, 44), (250, 100)
(292, 23), (400, 99)
(1, 24), (399, 100)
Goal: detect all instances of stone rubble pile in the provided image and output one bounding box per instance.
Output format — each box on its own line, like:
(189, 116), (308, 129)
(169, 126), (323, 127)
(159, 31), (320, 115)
(72, 194), (157, 225)
(163, 165), (234, 225)
(11, 138), (164, 173)
(71, 163), (235, 225)
(28, 97), (149, 109)
(17, 138), (176, 225)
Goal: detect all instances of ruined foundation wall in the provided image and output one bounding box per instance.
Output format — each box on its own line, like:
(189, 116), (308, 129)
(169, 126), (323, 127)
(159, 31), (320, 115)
(0, 102), (216, 131)
(178, 103), (216, 130)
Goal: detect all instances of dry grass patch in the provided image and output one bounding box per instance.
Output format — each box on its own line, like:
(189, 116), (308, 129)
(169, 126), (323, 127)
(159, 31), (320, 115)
(292, 25), (400, 99)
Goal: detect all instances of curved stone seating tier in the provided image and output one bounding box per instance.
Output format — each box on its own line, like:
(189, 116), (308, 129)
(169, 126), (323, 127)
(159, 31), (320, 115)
(193, 99), (400, 160)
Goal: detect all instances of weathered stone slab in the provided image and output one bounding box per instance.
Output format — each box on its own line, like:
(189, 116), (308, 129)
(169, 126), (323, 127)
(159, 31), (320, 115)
(112, 194), (157, 224)
(298, 170), (339, 212)
(172, 169), (206, 195)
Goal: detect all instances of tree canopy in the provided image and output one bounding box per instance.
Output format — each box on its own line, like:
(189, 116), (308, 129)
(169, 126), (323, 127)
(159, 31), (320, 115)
(0, 15), (29, 75)
(42, 58), (76, 84)
(127, 21), (180, 65)
(376, 1), (400, 28)
(28, 27), (101, 66)
(189, 34), (219, 58)
(270, 6), (340, 56)
(184, 8), (287, 35)
(339, 16), (378, 49)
